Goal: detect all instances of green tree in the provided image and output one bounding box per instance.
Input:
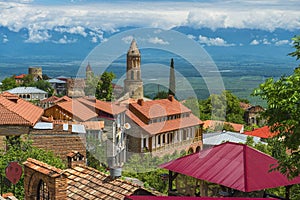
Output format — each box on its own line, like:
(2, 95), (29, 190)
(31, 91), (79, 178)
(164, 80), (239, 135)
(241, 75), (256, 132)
(95, 72), (115, 101)
(1, 76), (17, 91)
(0, 136), (65, 199)
(253, 35), (300, 178)
(85, 72), (99, 96)
(153, 90), (169, 100)
(197, 90), (245, 123)
(32, 80), (54, 96)
(21, 74), (34, 87)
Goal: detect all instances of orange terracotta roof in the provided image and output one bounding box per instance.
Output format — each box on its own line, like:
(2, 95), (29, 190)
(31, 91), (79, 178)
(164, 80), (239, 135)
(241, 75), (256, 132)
(77, 97), (126, 115)
(23, 158), (157, 199)
(54, 99), (97, 121)
(23, 158), (63, 178)
(53, 95), (72, 104)
(40, 95), (60, 103)
(82, 121), (104, 130)
(126, 110), (203, 135)
(0, 92), (43, 126)
(14, 74), (26, 79)
(244, 126), (278, 138)
(130, 97), (191, 119)
(240, 102), (251, 110)
(203, 120), (244, 133)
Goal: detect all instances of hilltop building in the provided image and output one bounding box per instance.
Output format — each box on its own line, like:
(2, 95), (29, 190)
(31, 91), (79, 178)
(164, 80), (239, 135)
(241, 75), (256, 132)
(28, 67), (43, 81)
(123, 39), (144, 100)
(6, 87), (48, 101)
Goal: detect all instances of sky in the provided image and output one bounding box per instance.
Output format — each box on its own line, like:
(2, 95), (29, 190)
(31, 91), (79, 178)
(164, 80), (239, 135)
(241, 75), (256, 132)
(0, 0), (299, 46)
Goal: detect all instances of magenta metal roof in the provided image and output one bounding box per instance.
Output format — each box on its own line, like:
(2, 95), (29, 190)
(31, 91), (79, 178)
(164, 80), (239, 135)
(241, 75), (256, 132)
(126, 197), (277, 200)
(160, 142), (300, 192)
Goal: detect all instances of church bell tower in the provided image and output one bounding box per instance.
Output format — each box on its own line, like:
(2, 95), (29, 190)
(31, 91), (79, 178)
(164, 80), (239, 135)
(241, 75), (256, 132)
(124, 39), (144, 99)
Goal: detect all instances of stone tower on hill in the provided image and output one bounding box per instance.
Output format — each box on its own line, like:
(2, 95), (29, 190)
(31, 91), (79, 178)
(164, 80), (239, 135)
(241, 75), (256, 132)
(124, 39), (144, 99)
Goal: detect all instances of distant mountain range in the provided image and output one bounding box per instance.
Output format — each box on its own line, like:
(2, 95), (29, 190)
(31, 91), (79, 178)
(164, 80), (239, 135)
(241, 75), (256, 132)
(0, 26), (299, 102)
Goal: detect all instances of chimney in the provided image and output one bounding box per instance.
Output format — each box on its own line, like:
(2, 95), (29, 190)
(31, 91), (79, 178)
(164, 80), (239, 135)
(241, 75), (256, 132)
(109, 167), (122, 180)
(168, 95), (174, 102)
(137, 99), (144, 106)
(67, 151), (85, 168)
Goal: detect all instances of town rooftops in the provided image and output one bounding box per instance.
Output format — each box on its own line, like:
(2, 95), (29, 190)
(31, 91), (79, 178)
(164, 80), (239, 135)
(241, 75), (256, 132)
(47, 78), (66, 84)
(244, 126), (278, 138)
(203, 120), (244, 133)
(7, 87), (47, 94)
(77, 97), (127, 115)
(129, 96), (191, 120)
(127, 110), (203, 135)
(40, 95), (60, 103)
(23, 158), (157, 199)
(14, 74), (26, 79)
(0, 92), (43, 126)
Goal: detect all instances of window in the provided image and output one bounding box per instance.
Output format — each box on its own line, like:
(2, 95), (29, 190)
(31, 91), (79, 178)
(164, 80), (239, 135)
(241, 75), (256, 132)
(131, 71), (134, 79)
(37, 180), (50, 200)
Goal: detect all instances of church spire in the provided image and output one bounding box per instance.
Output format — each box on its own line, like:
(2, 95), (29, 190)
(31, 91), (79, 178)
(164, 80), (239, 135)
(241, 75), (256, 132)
(168, 58), (176, 97)
(124, 39), (143, 99)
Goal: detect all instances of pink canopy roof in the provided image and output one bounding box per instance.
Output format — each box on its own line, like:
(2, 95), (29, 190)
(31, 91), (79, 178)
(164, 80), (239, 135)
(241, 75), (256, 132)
(160, 142), (300, 192)
(126, 197), (276, 200)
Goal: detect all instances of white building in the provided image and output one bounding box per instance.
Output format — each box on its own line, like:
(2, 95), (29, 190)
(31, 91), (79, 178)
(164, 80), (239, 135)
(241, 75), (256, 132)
(7, 87), (47, 101)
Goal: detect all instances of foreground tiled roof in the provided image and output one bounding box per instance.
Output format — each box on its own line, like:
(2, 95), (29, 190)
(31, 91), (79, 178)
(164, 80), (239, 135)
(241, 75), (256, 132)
(127, 110), (203, 135)
(0, 92), (43, 126)
(130, 97), (191, 119)
(24, 158), (157, 199)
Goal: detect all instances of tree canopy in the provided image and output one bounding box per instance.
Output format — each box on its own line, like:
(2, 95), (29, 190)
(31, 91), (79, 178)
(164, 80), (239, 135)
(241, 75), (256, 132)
(95, 72), (115, 101)
(253, 35), (300, 178)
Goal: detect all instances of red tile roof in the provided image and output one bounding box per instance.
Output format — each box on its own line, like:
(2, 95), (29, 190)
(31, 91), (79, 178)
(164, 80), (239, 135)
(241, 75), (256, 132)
(53, 95), (72, 104)
(129, 97), (191, 119)
(126, 111), (203, 135)
(24, 158), (158, 199)
(40, 95), (60, 103)
(203, 120), (244, 133)
(54, 99), (97, 121)
(82, 121), (104, 130)
(0, 92), (43, 126)
(244, 126), (278, 138)
(14, 74), (26, 79)
(77, 97), (126, 115)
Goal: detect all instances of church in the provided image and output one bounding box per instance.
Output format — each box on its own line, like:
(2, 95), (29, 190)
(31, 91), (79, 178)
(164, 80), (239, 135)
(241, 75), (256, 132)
(121, 39), (204, 157)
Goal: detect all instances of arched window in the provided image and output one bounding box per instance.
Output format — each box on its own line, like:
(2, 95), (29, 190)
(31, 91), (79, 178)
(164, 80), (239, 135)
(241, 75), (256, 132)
(131, 71), (134, 80)
(37, 180), (50, 200)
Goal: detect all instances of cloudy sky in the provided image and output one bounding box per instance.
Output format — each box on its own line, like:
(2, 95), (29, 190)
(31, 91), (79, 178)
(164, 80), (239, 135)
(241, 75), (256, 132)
(0, 0), (299, 44)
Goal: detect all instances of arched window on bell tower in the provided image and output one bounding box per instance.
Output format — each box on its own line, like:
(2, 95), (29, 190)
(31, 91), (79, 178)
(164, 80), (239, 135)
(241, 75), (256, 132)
(37, 179), (50, 200)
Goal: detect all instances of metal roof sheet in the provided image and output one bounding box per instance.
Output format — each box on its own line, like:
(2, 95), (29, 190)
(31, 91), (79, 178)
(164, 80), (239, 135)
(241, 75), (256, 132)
(47, 78), (66, 84)
(33, 122), (53, 129)
(160, 142), (300, 192)
(7, 87), (47, 94)
(203, 131), (264, 146)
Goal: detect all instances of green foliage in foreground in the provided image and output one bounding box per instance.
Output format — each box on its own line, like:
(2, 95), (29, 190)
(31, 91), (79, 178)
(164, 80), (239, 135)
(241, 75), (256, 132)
(0, 136), (65, 199)
(253, 35), (300, 179)
(122, 151), (186, 194)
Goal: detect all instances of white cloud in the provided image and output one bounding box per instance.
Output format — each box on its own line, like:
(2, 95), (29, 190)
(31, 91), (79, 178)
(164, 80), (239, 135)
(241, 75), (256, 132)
(54, 26), (87, 37)
(0, 1), (299, 43)
(262, 38), (270, 45)
(53, 35), (77, 44)
(198, 35), (235, 46)
(25, 29), (51, 43)
(2, 34), (8, 43)
(148, 37), (169, 45)
(275, 39), (290, 46)
(122, 36), (134, 44)
(187, 34), (196, 40)
(250, 39), (260, 45)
